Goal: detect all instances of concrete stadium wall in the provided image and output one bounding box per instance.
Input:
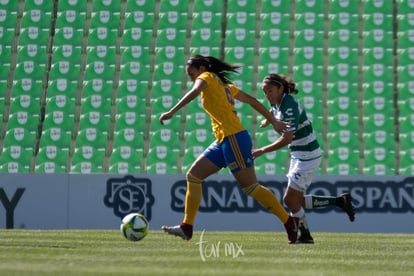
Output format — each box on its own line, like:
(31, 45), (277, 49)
(0, 173), (413, 233)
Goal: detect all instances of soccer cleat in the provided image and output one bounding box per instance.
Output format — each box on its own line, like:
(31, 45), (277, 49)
(337, 193), (355, 222)
(161, 222), (193, 240)
(284, 216), (298, 244)
(297, 233), (314, 244)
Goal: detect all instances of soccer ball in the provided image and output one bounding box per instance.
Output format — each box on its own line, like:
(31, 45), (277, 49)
(120, 213), (149, 241)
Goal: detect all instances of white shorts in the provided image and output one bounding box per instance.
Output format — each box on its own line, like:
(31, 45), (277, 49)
(286, 156), (321, 192)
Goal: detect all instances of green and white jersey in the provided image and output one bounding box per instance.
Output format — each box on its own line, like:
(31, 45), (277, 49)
(271, 94), (321, 160)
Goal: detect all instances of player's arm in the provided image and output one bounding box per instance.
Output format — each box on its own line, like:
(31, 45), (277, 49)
(235, 90), (288, 133)
(159, 79), (207, 125)
(252, 131), (293, 159)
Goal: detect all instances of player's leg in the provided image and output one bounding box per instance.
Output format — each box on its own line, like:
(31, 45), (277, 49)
(162, 144), (223, 240)
(226, 131), (298, 243)
(304, 193), (355, 222)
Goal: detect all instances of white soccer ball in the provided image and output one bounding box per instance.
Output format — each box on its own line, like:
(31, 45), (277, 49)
(120, 213), (149, 241)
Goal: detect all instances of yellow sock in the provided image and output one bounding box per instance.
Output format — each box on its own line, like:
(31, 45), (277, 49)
(243, 183), (289, 223)
(183, 172), (203, 225)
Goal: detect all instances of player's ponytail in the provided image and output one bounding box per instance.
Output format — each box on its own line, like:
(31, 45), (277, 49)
(263, 74), (299, 95)
(187, 55), (240, 84)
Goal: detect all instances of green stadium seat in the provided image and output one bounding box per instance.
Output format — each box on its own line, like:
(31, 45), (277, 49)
(327, 147), (360, 172)
(116, 79), (149, 98)
(295, 0), (326, 13)
(399, 149), (414, 174)
(86, 45), (117, 65)
(190, 28), (221, 48)
(0, 144), (32, 165)
(363, 130), (395, 150)
(258, 46), (290, 68)
(149, 129), (181, 149)
(328, 12), (359, 30)
(42, 110), (75, 135)
(294, 12), (325, 30)
(328, 0), (359, 14)
(0, 63), (10, 81)
(361, 80), (393, 98)
(115, 95), (146, 115)
(0, 26), (15, 46)
(53, 27), (84, 46)
(126, 0), (155, 12)
(255, 162), (287, 175)
(327, 47), (359, 66)
(327, 113), (359, 133)
(363, 13), (393, 31)
(226, 12), (256, 30)
(84, 61), (116, 82)
(71, 146), (105, 166)
(328, 29), (359, 48)
(49, 61), (81, 81)
(90, 11), (121, 30)
(362, 113), (394, 133)
(57, 0), (88, 12)
(114, 112), (146, 133)
(13, 61), (46, 81)
(293, 46), (324, 64)
(55, 10), (86, 30)
(327, 96), (359, 115)
(18, 27), (50, 46)
(9, 94), (41, 115)
(17, 44), (47, 63)
(294, 29), (325, 48)
(159, 0), (189, 13)
(78, 111), (111, 133)
(326, 164), (359, 175)
(192, 11), (222, 30)
(155, 45), (185, 63)
(363, 149), (396, 175)
(46, 78), (78, 99)
(398, 97), (414, 115)
(113, 128), (145, 149)
(20, 10), (52, 29)
(397, 47), (414, 67)
(327, 130), (360, 149)
(0, 161), (30, 173)
(261, 0), (290, 13)
(145, 146), (180, 174)
(362, 29), (393, 49)
(124, 10), (154, 30)
(293, 63), (324, 82)
(363, 0), (393, 13)
(189, 45), (220, 58)
(121, 28), (153, 46)
(109, 146), (143, 173)
(193, 0), (223, 13)
(119, 61), (151, 82)
(260, 12), (290, 30)
(362, 97), (394, 117)
(227, 0), (257, 12)
(39, 127), (72, 150)
(87, 27), (118, 46)
(259, 29), (291, 48)
(150, 95), (175, 116)
(184, 128), (213, 148)
(34, 161), (67, 173)
(120, 45), (151, 64)
(75, 128), (108, 150)
(224, 46), (255, 65)
(36, 145), (69, 168)
(156, 28), (187, 47)
(7, 111), (39, 132)
(185, 112), (210, 131)
(0, 9), (18, 28)
(23, 0), (54, 11)
(80, 95), (112, 115)
(0, 0), (19, 12)
(396, 64), (414, 85)
(326, 63), (359, 82)
(81, 80), (113, 100)
(3, 127), (36, 150)
(152, 62), (185, 84)
(362, 64), (394, 83)
(91, 0), (121, 12)
(158, 11), (188, 30)
(70, 161), (103, 173)
(225, 28), (256, 48)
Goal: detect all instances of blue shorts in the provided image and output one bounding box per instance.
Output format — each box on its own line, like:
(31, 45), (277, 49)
(203, 130), (254, 173)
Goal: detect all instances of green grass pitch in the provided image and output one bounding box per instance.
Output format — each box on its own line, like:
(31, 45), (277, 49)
(0, 230), (413, 275)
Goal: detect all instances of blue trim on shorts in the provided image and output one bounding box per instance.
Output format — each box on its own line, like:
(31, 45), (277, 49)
(203, 130), (254, 173)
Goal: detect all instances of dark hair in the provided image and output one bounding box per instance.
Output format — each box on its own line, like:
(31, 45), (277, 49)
(263, 73), (299, 95)
(187, 55), (240, 84)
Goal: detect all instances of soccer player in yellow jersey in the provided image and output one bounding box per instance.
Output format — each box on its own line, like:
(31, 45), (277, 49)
(159, 55), (298, 244)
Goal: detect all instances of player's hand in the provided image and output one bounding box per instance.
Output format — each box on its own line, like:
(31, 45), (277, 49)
(252, 148), (265, 159)
(159, 111), (173, 125)
(272, 120), (290, 133)
(259, 119), (270, 128)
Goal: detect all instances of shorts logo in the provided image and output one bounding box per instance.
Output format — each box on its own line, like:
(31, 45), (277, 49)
(104, 175), (155, 220)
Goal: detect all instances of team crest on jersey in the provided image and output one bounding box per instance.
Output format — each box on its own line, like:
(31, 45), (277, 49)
(104, 175), (154, 220)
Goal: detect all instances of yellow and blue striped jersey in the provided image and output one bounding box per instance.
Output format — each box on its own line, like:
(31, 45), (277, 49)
(197, 72), (244, 143)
